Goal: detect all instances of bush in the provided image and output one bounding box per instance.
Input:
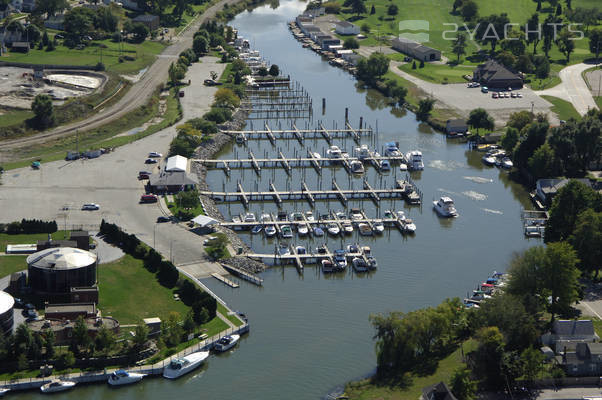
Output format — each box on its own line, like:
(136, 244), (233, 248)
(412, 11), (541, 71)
(95, 62), (105, 71)
(344, 37), (359, 49)
(361, 23), (370, 33)
(5, 219), (58, 234)
(387, 4), (398, 15)
(188, 117), (218, 134)
(323, 1), (341, 13)
(204, 108), (232, 124)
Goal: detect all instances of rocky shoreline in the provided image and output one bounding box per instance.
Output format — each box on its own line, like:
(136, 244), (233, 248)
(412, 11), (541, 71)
(192, 107), (267, 274)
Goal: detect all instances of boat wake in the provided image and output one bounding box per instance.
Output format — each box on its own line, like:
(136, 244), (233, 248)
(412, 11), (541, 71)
(481, 208), (503, 215)
(462, 190), (487, 201)
(428, 160), (463, 171)
(463, 176), (493, 184)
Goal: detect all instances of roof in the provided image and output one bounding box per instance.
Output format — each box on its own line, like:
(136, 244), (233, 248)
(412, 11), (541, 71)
(475, 60), (522, 82)
(0, 291), (14, 315)
(165, 155), (188, 172)
(336, 21), (357, 29)
(45, 303), (96, 315)
(148, 171), (197, 187)
(392, 37), (440, 56)
(537, 178), (592, 194)
(446, 119), (467, 129)
(553, 320), (596, 337)
(132, 14), (159, 22)
(143, 317), (162, 324)
(191, 215), (219, 227)
(27, 247), (96, 270)
(11, 42), (29, 47)
(422, 382), (458, 400)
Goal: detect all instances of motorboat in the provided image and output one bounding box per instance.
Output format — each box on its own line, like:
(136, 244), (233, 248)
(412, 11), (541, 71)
(163, 351), (210, 379)
(352, 257), (368, 272)
(350, 160), (364, 174)
(260, 213), (271, 223)
(290, 212), (304, 221)
(232, 216), (241, 224)
(251, 225), (263, 234)
(235, 134), (245, 145)
(305, 211), (315, 221)
(313, 226), (324, 236)
(501, 157), (513, 169)
(384, 210), (395, 219)
(335, 210), (347, 219)
(243, 212), (256, 223)
(362, 246), (371, 255)
(108, 370), (146, 386)
(482, 152), (496, 166)
(313, 152), (322, 159)
(373, 220), (385, 234)
(277, 211), (288, 221)
(297, 224), (309, 236)
(366, 255), (378, 270)
(278, 244), (290, 256)
(214, 334), (240, 352)
(347, 243), (360, 254)
(350, 208), (362, 221)
(355, 144), (371, 160)
(333, 249), (347, 270)
(295, 245), (307, 255)
(321, 259), (335, 273)
(326, 223), (340, 236)
(342, 221), (354, 234)
(40, 380), (76, 393)
(281, 225), (293, 238)
(380, 160), (391, 172)
(0, 388), (9, 396)
(264, 225), (277, 237)
(326, 145), (342, 159)
(405, 150), (424, 170)
(433, 196), (458, 217)
(358, 223), (372, 236)
(404, 218), (417, 233)
(399, 163), (408, 171)
(384, 142), (402, 157)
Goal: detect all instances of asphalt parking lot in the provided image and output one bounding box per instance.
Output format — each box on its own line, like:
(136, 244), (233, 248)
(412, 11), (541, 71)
(0, 58), (226, 274)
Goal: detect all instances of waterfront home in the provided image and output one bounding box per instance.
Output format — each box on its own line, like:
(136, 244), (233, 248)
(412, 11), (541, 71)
(473, 60), (523, 89)
(335, 21), (360, 35)
(391, 37), (441, 62)
(535, 178), (593, 207)
(422, 381), (457, 400)
(561, 342), (602, 376)
(445, 119), (468, 136)
(541, 320), (599, 351)
(132, 14), (160, 31)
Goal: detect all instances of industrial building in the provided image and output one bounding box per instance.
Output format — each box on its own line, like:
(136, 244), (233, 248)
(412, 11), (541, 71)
(0, 291), (14, 335)
(391, 37), (441, 62)
(27, 247), (97, 296)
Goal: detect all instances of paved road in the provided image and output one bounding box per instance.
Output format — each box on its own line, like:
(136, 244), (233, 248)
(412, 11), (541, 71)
(535, 62), (599, 116)
(0, 0), (241, 152)
(0, 58), (227, 278)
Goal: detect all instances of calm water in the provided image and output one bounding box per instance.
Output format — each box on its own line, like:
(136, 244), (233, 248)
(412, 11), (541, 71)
(21, 2), (538, 399)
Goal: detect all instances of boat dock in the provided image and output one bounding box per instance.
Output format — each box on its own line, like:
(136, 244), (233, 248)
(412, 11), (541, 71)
(200, 179), (408, 208)
(396, 176), (423, 205)
(221, 124), (373, 142)
(221, 263), (264, 286)
(521, 209), (548, 238)
(212, 272), (240, 288)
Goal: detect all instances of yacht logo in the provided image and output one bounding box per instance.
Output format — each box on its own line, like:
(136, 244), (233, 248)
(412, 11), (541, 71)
(398, 20), (430, 43)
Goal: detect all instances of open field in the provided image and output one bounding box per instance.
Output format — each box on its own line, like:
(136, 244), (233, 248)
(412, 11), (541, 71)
(398, 62), (470, 84)
(541, 95), (582, 121)
(0, 231), (70, 252)
(0, 256), (27, 279)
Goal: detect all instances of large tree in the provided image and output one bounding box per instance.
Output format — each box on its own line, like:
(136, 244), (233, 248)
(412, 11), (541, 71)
(31, 94), (55, 130)
(452, 32), (467, 62)
(525, 13), (540, 55)
(570, 209), (602, 277)
(475, 13), (510, 52)
(33, 0), (68, 17)
(542, 242), (580, 319)
(343, 0), (366, 16)
(467, 108), (494, 133)
(589, 28), (602, 61)
(513, 121), (549, 171)
(556, 28), (576, 63)
(527, 142), (556, 181)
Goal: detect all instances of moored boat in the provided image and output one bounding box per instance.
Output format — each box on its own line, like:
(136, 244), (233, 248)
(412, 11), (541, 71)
(350, 160), (364, 174)
(264, 225), (277, 237)
(251, 225), (263, 234)
(0, 388), (9, 396)
(342, 221), (354, 234)
(352, 257), (368, 272)
(326, 145), (342, 160)
(214, 334), (240, 352)
(366, 255), (378, 270)
(297, 224), (309, 236)
(108, 370), (146, 386)
(243, 212), (256, 222)
(295, 245), (307, 255)
(384, 142), (402, 157)
(321, 259), (335, 273)
(281, 225), (293, 238)
(399, 163), (408, 171)
(333, 249), (347, 270)
(326, 222), (340, 236)
(380, 159), (391, 172)
(405, 150), (424, 170)
(162, 351), (210, 379)
(40, 380), (76, 393)
(501, 157), (513, 169)
(305, 211), (315, 221)
(373, 220), (385, 234)
(358, 223), (372, 236)
(313, 226), (324, 236)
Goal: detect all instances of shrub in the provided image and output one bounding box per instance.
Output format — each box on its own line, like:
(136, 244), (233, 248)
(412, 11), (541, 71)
(344, 37), (359, 49)
(323, 1), (341, 13)
(361, 23), (370, 33)
(204, 108), (232, 124)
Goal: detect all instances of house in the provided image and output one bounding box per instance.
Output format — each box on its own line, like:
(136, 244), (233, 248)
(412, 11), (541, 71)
(44, 14), (65, 30)
(321, 37), (340, 50)
(10, 41), (29, 53)
(296, 15), (312, 25)
(147, 171), (197, 193)
(473, 60), (523, 89)
(303, 7), (324, 17)
(535, 178), (593, 206)
(118, 0), (141, 11)
(562, 342), (602, 376)
(422, 382), (457, 400)
(335, 21), (360, 36)
(28, 316), (119, 345)
(165, 155), (188, 172)
(541, 320), (599, 350)
(391, 37), (441, 62)
(446, 119), (468, 136)
(132, 14), (160, 31)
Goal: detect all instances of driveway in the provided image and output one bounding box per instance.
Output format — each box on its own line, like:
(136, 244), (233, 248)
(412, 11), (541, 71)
(535, 62), (599, 116)
(0, 58), (227, 278)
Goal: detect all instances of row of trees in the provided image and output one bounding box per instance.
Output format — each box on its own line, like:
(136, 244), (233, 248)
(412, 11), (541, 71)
(1, 219), (58, 234)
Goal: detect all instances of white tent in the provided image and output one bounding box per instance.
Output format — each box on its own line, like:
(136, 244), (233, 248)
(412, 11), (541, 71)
(165, 155), (188, 172)
(192, 215), (219, 227)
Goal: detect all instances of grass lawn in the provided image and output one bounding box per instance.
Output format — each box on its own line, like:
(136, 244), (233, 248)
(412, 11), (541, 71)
(3, 39), (166, 75)
(0, 231), (70, 252)
(541, 95), (582, 121)
(0, 256), (27, 279)
(165, 195), (205, 218)
(0, 109), (33, 129)
(217, 302), (244, 327)
(596, 97), (602, 110)
(382, 70), (425, 108)
(98, 254), (190, 324)
(345, 340), (475, 400)
(398, 62), (470, 84)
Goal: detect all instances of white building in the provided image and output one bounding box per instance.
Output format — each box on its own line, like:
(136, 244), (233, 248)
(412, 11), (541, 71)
(335, 21), (360, 36)
(165, 155), (188, 172)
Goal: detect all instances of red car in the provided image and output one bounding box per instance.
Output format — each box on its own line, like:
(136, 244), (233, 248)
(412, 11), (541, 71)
(140, 194), (158, 203)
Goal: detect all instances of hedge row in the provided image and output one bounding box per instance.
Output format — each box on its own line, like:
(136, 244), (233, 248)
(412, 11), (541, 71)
(2, 219), (58, 234)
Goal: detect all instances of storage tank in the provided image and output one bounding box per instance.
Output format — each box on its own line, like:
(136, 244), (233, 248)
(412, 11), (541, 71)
(27, 247), (97, 294)
(0, 291), (14, 335)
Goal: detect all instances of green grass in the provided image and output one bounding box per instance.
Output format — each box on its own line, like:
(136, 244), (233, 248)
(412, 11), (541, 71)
(398, 62), (470, 84)
(98, 254), (190, 324)
(382, 70), (425, 108)
(165, 195), (205, 218)
(541, 95), (582, 121)
(217, 302), (244, 327)
(0, 109), (33, 129)
(0, 256), (27, 279)
(596, 97), (602, 110)
(4, 39), (166, 74)
(345, 340), (475, 400)
(0, 231), (70, 252)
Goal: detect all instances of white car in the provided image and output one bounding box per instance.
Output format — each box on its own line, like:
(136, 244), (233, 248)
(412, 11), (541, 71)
(82, 203), (100, 210)
(148, 152), (163, 158)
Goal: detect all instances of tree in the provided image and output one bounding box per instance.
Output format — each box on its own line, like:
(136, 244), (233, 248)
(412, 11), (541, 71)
(475, 13), (510, 52)
(467, 108), (494, 133)
(470, 326), (505, 389)
(527, 142), (556, 181)
(31, 94), (55, 129)
(513, 121), (549, 171)
(64, 8), (93, 44)
(172, 0), (192, 20)
(344, 37), (359, 49)
(95, 325), (116, 354)
(555, 3), (562, 15)
(521, 347), (545, 386)
(346, 0), (367, 16)
(416, 98), (435, 121)
(507, 110), (533, 131)
(183, 312), (196, 333)
(175, 188), (200, 209)
(132, 23), (149, 43)
(501, 127), (520, 153)
(452, 0), (463, 13)
(356, 52), (390, 83)
(268, 64), (280, 76)
(450, 367), (477, 400)
(132, 323), (149, 349)
(542, 14), (556, 57)
(460, 0), (478, 21)
(25, 24), (41, 44)
(193, 35), (208, 55)
(526, 13), (540, 54)
(589, 28), (602, 61)
(162, 312), (183, 347)
(44, 329), (55, 359)
(556, 28), (575, 63)
(574, 116), (602, 173)
(370, 4), (375, 14)
(452, 32), (467, 61)
(257, 66), (268, 76)
(543, 242), (580, 319)
(570, 209), (602, 276)
(535, 55), (550, 78)
(214, 87), (240, 109)
(34, 0), (68, 17)
(71, 316), (91, 355)
(42, 31), (49, 46)
(387, 4), (397, 15)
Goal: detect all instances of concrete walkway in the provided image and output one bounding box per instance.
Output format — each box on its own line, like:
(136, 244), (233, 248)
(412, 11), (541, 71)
(535, 62), (599, 116)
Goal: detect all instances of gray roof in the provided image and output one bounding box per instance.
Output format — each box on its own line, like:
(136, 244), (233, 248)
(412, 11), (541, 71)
(422, 382), (458, 400)
(149, 171), (197, 187)
(475, 60), (522, 82)
(336, 21), (356, 29)
(553, 320), (595, 337)
(133, 14), (159, 22)
(537, 178), (592, 194)
(446, 119), (467, 129)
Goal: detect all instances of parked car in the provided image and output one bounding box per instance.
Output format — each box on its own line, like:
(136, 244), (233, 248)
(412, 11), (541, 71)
(140, 194), (158, 203)
(481, 86), (488, 93)
(178, 90), (185, 97)
(157, 216), (171, 223)
(511, 92), (517, 98)
(148, 152), (162, 158)
(517, 93), (523, 98)
(55, 34), (64, 39)
(26, 309), (37, 318)
(138, 172), (150, 180)
(82, 203), (100, 210)
(14, 298), (23, 308)
(492, 93), (498, 99)
(145, 158), (158, 164)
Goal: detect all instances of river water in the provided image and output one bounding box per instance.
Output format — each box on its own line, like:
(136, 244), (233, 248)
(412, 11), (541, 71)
(20, 2), (539, 399)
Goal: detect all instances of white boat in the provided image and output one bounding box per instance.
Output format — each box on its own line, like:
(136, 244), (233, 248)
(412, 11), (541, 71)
(380, 160), (391, 172)
(373, 220), (385, 234)
(350, 160), (364, 174)
(278, 244), (290, 255)
(335, 210), (347, 219)
(355, 144), (371, 160)
(406, 150), (424, 170)
(264, 225), (277, 237)
(243, 212), (256, 223)
(358, 223), (372, 236)
(321, 259), (335, 273)
(333, 250), (347, 270)
(404, 219), (416, 233)
(433, 196), (458, 217)
(281, 225), (293, 238)
(342, 221), (354, 234)
(305, 211), (315, 221)
(297, 224), (309, 236)
(384, 142), (402, 157)
(399, 163), (408, 171)
(214, 334), (240, 352)
(326, 222), (340, 236)
(40, 380), (76, 393)
(326, 145), (342, 159)
(482, 153), (496, 166)
(313, 226), (324, 236)
(108, 370), (146, 386)
(313, 152), (322, 159)
(366, 255), (378, 270)
(347, 243), (360, 254)
(0, 388), (9, 396)
(352, 257), (368, 272)
(501, 157), (513, 169)
(260, 213), (271, 223)
(290, 212), (304, 221)
(163, 351), (210, 379)
(350, 208), (362, 221)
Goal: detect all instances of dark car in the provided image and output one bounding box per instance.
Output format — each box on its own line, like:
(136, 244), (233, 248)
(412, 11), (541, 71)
(157, 216), (170, 223)
(145, 158), (158, 164)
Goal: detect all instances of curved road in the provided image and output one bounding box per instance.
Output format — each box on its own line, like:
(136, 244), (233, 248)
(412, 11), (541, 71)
(0, 0), (239, 150)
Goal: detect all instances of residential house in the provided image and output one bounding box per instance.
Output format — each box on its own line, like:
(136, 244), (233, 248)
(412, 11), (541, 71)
(132, 14), (160, 31)
(562, 342), (602, 376)
(391, 37), (441, 62)
(473, 60), (523, 89)
(11, 41), (29, 53)
(445, 119), (468, 136)
(335, 21), (360, 35)
(541, 319), (599, 352)
(422, 382), (457, 400)
(535, 178), (593, 206)
(296, 15), (312, 25)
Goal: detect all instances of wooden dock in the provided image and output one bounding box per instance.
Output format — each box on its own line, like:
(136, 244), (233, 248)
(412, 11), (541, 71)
(212, 273), (240, 288)
(220, 125), (373, 141)
(221, 263), (264, 286)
